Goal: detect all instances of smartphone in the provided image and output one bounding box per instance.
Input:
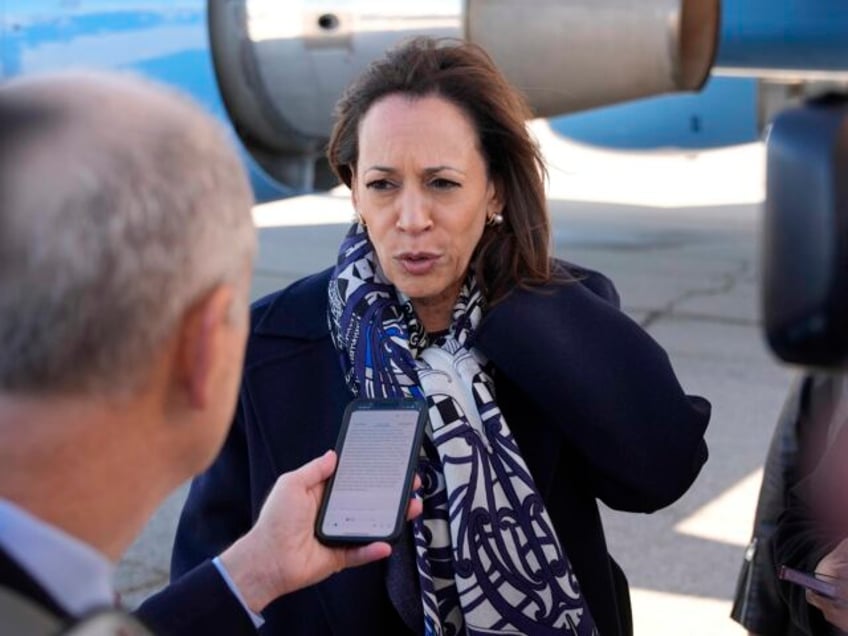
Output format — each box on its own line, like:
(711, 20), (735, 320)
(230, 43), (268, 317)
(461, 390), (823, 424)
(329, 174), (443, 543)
(778, 565), (840, 599)
(316, 398), (428, 545)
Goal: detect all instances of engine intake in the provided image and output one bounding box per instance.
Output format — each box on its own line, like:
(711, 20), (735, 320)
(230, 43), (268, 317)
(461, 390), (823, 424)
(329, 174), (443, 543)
(209, 0), (719, 191)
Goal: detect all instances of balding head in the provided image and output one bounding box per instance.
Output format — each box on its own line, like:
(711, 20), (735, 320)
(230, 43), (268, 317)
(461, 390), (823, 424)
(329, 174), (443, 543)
(0, 72), (256, 396)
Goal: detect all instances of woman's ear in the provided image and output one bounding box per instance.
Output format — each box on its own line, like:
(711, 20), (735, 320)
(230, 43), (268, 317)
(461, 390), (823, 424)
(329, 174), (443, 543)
(350, 173), (368, 228)
(350, 172), (359, 211)
(487, 178), (505, 217)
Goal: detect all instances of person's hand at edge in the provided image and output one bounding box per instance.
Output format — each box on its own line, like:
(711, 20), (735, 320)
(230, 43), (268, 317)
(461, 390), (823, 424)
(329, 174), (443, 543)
(805, 537), (848, 631)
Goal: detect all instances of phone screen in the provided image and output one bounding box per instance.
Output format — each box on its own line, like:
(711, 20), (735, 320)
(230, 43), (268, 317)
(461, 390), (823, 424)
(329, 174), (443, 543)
(317, 399), (427, 543)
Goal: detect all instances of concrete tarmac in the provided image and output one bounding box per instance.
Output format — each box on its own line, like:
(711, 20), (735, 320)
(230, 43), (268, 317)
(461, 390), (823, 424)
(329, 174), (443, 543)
(116, 123), (794, 635)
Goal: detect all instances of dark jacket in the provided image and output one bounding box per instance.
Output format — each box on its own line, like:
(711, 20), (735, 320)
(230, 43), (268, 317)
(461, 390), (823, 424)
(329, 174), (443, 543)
(169, 263), (710, 636)
(0, 543), (254, 635)
(0, 546), (224, 636)
(0, 546), (68, 623)
(732, 374), (838, 636)
(136, 560), (255, 635)
(772, 374), (848, 636)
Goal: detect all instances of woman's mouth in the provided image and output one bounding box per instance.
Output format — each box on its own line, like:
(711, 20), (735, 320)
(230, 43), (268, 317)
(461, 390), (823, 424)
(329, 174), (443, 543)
(396, 252), (440, 275)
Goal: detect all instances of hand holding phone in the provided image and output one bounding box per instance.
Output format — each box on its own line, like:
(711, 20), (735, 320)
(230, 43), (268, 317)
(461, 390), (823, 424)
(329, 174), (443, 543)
(219, 450), (418, 611)
(316, 398), (428, 545)
(778, 565), (841, 599)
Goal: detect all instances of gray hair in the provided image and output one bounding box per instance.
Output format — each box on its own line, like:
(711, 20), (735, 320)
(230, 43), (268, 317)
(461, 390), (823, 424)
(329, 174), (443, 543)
(0, 72), (256, 395)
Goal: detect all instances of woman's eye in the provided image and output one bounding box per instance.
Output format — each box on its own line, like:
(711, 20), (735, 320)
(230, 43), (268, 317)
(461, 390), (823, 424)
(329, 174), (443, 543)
(431, 178), (459, 190)
(365, 179), (394, 191)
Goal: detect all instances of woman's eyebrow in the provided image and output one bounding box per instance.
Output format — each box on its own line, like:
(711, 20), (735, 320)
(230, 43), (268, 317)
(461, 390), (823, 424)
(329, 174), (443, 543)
(364, 165), (395, 174)
(364, 165), (467, 176)
(423, 165), (466, 176)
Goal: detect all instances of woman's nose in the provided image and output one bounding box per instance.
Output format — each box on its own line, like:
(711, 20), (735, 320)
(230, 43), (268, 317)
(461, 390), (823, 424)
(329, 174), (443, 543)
(396, 186), (433, 233)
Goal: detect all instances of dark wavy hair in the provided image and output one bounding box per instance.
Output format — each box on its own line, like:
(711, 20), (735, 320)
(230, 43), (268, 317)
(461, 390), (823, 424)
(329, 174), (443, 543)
(327, 37), (553, 305)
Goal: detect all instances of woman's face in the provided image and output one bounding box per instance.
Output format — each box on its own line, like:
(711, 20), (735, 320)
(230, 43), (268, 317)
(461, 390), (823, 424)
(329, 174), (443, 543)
(352, 93), (501, 330)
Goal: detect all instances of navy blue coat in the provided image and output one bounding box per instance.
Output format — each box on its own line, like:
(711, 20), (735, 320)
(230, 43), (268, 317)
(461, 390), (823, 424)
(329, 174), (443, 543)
(169, 263), (710, 636)
(137, 560), (255, 634)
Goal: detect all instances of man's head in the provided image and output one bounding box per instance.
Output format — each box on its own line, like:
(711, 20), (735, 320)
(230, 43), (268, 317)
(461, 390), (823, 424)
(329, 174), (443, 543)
(0, 72), (255, 490)
(0, 72), (255, 394)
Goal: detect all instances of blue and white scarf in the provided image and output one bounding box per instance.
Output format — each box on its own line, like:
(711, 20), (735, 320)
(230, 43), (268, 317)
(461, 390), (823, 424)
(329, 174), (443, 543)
(328, 224), (597, 636)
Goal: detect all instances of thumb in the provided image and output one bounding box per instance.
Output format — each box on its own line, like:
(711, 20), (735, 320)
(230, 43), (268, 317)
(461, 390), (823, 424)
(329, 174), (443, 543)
(342, 542), (393, 570)
(289, 450), (337, 488)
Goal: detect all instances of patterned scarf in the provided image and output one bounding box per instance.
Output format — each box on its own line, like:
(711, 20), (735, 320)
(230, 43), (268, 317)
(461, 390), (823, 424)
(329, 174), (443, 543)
(328, 224), (597, 636)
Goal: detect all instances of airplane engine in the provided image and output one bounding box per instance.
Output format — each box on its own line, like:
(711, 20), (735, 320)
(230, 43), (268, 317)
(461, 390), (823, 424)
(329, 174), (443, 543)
(209, 0), (719, 192)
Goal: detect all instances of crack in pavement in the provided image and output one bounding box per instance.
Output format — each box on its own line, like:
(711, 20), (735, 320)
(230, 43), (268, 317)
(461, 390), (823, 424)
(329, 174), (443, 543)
(632, 310), (758, 328)
(637, 260), (753, 330)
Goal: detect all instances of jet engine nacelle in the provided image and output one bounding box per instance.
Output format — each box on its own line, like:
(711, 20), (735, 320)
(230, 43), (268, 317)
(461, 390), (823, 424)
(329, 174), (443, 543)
(210, 0), (719, 191)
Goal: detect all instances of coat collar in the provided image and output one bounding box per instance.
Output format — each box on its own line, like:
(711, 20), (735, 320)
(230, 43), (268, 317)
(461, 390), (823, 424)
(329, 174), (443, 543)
(251, 260), (613, 342)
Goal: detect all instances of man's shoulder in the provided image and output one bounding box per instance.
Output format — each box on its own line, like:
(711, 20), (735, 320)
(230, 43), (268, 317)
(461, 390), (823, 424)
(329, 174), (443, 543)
(0, 535), (68, 621)
(0, 548), (66, 630)
(0, 586), (64, 635)
(0, 550), (140, 636)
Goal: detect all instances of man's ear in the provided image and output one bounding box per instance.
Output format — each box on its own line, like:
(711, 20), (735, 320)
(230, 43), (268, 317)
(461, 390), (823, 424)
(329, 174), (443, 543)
(175, 284), (235, 410)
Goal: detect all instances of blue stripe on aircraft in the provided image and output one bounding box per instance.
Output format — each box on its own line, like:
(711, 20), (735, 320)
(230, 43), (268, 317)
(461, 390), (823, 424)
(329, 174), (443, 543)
(550, 77), (759, 150)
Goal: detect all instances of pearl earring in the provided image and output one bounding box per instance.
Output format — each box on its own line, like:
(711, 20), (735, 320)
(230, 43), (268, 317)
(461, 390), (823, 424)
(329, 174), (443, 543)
(487, 212), (504, 226)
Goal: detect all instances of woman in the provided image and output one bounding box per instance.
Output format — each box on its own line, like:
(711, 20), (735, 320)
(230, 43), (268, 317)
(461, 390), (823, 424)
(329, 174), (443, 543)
(171, 37), (710, 635)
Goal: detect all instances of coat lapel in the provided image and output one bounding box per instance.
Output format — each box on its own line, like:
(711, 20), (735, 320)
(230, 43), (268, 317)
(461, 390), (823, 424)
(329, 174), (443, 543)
(385, 527), (424, 634)
(247, 268), (427, 634)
